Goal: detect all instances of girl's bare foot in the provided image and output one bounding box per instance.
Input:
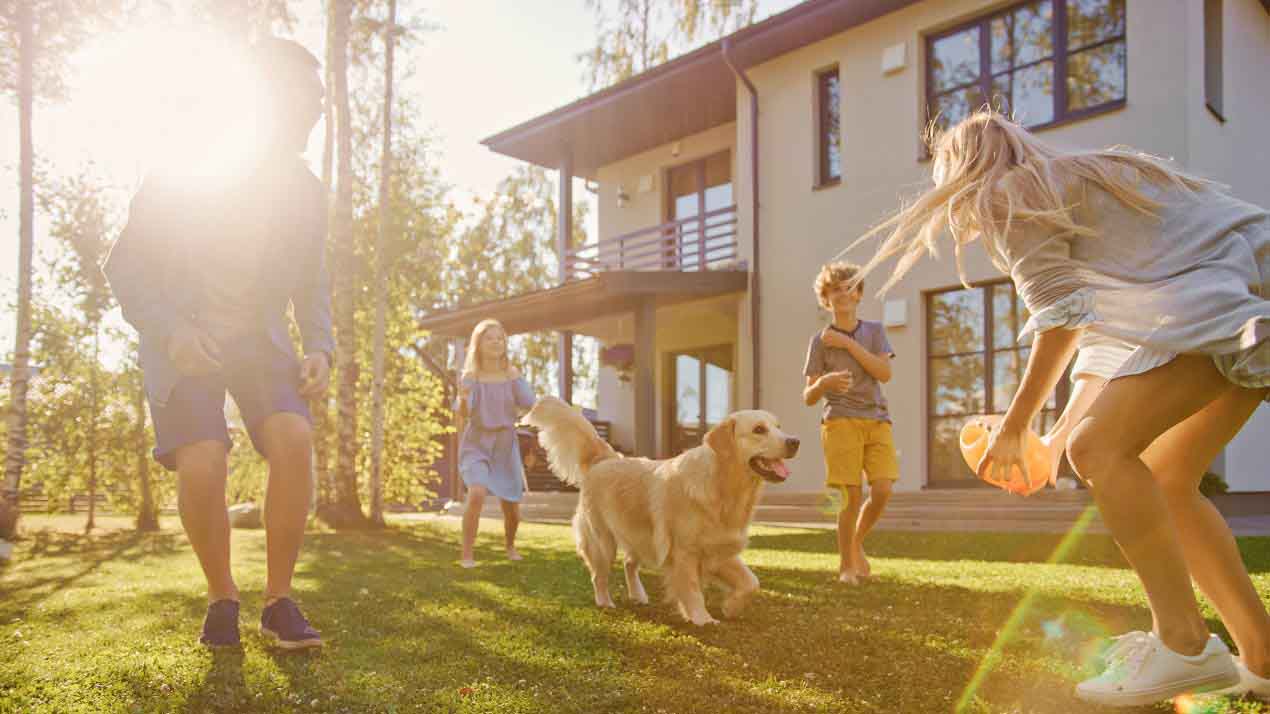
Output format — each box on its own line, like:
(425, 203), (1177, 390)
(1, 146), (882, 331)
(838, 569), (859, 585)
(459, 558), (476, 568)
(506, 548), (523, 561)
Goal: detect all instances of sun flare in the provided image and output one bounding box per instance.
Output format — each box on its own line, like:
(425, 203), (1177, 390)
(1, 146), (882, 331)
(70, 24), (271, 184)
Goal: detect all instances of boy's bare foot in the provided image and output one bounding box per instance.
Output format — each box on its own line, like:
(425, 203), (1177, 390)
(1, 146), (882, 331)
(459, 558), (476, 568)
(838, 570), (859, 585)
(506, 548), (523, 561)
(853, 544), (872, 578)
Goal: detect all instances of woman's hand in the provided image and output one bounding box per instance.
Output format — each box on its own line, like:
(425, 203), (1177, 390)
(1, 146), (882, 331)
(977, 423), (1029, 491)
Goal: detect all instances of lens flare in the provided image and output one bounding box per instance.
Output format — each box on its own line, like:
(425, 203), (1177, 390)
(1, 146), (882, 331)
(954, 504), (1101, 712)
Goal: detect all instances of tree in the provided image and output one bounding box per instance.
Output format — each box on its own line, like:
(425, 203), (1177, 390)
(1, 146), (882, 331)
(0, 0), (118, 535)
(368, 0), (398, 526)
(326, 0), (368, 528)
(578, 0), (758, 90)
(444, 166), (593, 399)
(39, 172), (116, 532)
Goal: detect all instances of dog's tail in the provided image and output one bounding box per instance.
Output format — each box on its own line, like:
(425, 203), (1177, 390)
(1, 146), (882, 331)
(522, 396), (619, 486)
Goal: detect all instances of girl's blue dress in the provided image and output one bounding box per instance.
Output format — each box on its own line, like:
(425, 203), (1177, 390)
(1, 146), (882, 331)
(457, 376), (536, 502)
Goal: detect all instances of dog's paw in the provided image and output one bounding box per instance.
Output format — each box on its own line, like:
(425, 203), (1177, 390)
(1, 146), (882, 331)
(594, 597), (617, 609)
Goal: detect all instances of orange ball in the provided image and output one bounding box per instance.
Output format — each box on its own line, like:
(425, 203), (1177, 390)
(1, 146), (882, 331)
(959, 415), (1051, 496)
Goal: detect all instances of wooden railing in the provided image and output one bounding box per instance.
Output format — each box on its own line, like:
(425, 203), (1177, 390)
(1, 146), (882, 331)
(564, 205), (740, 281)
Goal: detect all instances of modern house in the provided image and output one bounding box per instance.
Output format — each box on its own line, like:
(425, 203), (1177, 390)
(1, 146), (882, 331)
(421, 0), (1270, 501)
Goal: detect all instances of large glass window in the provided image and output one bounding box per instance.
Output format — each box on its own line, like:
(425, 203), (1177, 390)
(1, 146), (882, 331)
(926, 0), (1125, 132)
(927, 281), (1068, 487)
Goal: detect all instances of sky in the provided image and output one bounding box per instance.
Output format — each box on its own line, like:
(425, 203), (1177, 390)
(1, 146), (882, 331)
(0, 0), (803, 355)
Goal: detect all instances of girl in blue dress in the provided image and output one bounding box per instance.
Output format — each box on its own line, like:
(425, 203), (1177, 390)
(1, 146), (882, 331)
(456, 319), (537, 568)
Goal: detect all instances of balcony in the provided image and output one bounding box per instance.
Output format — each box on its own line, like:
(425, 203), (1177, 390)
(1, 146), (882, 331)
(564, 205), (740, 282)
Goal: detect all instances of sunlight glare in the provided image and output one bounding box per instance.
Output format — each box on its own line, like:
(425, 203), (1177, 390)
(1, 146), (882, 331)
(70, 24), (267, 185)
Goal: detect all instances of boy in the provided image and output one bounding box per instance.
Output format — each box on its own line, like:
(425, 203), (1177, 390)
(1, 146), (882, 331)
(802, 262), (897, 584)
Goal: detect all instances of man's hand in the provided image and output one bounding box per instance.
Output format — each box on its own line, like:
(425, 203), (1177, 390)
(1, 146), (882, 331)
(167, 325), (222, 377)
(817, 370), (854, 394)
(299, 352), (331, 398)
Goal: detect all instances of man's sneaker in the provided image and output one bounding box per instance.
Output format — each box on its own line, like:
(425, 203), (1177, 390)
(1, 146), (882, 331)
(1076, 631), (1238, 707)
(1212, 657), (1270, 700)
(198, 599), (241, 648)
(260, 597), (322, 650)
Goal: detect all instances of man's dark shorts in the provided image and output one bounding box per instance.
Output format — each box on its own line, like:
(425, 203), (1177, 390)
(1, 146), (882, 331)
(148, 333), (311, 470)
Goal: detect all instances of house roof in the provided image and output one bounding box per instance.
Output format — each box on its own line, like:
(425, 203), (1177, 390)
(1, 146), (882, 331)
(482, 0), (921, 178)
(418, 270), (749, 338)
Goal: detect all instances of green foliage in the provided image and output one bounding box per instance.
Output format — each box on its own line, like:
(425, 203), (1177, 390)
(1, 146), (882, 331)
(1201, 471), (1229, 498)
(579, 0), (758, 90)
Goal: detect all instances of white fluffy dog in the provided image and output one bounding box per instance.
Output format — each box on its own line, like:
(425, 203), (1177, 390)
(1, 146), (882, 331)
(523, 397), (799, 625)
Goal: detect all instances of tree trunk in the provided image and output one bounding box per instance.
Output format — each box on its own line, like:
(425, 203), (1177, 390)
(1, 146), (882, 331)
(134, 353), (158, 532)
(328, 0), (366, 528)
(369, 0), (397, 528)
(312, 0), (337, 509)
(4, 0), (35, 530)
(85, 328), (99, 534)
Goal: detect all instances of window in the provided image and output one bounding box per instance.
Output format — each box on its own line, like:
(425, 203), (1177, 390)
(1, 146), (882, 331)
(665, 151), (733, 270)
(1204, 0), (1224, 121)
(926, 281), (1069, 487)
(666, 345), (734, 456)
(816, 67), (841, 186)
(926, 0), (1126, 133)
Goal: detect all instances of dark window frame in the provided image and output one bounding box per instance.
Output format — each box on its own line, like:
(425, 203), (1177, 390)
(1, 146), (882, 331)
(923, 0), (1127, 139)
(1204, 0), (1225, 122)
(924, 279), (1072, 488)
(815, 66), (842, 188)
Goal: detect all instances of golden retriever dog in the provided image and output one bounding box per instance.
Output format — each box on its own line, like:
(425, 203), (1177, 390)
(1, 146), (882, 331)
(523, 397), (799, 626)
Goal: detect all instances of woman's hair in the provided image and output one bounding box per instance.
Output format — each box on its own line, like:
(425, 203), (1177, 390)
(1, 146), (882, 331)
(462, 318), (510, 378)
(814, 262), (862, 310)
(847, 108), (1211, 294)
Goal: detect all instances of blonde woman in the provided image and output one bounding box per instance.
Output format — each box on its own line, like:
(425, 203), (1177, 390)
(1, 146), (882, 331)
(455, 319), (537, 568)
(851, 109), (1268, 707)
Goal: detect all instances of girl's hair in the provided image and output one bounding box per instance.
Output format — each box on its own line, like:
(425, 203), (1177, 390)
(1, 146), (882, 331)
(814, 262), (863, 310)
(847, 108), (1211, 294)
(462, 318), (510, 378)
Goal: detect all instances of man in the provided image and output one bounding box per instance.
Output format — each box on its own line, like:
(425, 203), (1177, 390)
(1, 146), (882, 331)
(104, 37), (332, 649)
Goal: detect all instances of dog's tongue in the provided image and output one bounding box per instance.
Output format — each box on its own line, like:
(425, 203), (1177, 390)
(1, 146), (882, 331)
(771, 459), (790, 479)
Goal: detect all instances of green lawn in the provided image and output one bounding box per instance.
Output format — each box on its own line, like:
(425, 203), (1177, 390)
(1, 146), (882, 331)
(3, 514), (1270, 714)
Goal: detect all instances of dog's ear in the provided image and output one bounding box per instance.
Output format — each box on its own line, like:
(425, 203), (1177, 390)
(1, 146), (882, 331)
(704, 417), (737, 461)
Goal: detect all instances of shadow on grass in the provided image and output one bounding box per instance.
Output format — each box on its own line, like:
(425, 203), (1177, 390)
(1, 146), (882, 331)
(0, 528), (187, 621)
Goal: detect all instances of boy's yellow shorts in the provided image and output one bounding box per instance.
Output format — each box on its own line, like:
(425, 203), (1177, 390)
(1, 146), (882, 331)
(820, 417), (899, 487)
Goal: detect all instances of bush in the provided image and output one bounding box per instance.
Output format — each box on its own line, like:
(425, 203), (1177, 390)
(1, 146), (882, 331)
(1200, 471), (1229, 497)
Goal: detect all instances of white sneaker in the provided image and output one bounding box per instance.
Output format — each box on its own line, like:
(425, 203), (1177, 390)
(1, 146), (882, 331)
(1075, 631), (1239, 707)
(1212, 657), (1270, 700)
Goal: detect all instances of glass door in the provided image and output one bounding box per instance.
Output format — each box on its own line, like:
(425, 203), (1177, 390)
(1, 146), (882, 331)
(667, 345), (734, 455)
(665, 152), (732, 270)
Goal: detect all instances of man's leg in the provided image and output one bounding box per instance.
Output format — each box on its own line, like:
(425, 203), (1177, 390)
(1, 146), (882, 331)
(254, 412), (314, 602)
(172, 440), (237, 602)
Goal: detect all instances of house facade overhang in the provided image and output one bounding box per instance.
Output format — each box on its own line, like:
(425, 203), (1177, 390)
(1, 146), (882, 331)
(417, 270), (749, 338)
(481, 0), (922, 177)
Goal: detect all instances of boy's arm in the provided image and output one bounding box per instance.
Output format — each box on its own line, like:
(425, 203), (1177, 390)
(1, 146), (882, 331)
(820, 328), (892, 383)
(804, 375), (825, 406)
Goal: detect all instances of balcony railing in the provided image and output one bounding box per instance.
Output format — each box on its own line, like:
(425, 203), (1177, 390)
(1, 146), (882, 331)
(564, 205), (739, 282)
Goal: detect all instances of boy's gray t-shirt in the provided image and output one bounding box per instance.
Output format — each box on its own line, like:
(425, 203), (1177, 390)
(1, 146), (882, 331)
(803, 320), (894, 423)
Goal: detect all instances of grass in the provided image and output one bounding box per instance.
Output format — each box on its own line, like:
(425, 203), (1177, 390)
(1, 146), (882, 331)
(3, 514), (1270, 714)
